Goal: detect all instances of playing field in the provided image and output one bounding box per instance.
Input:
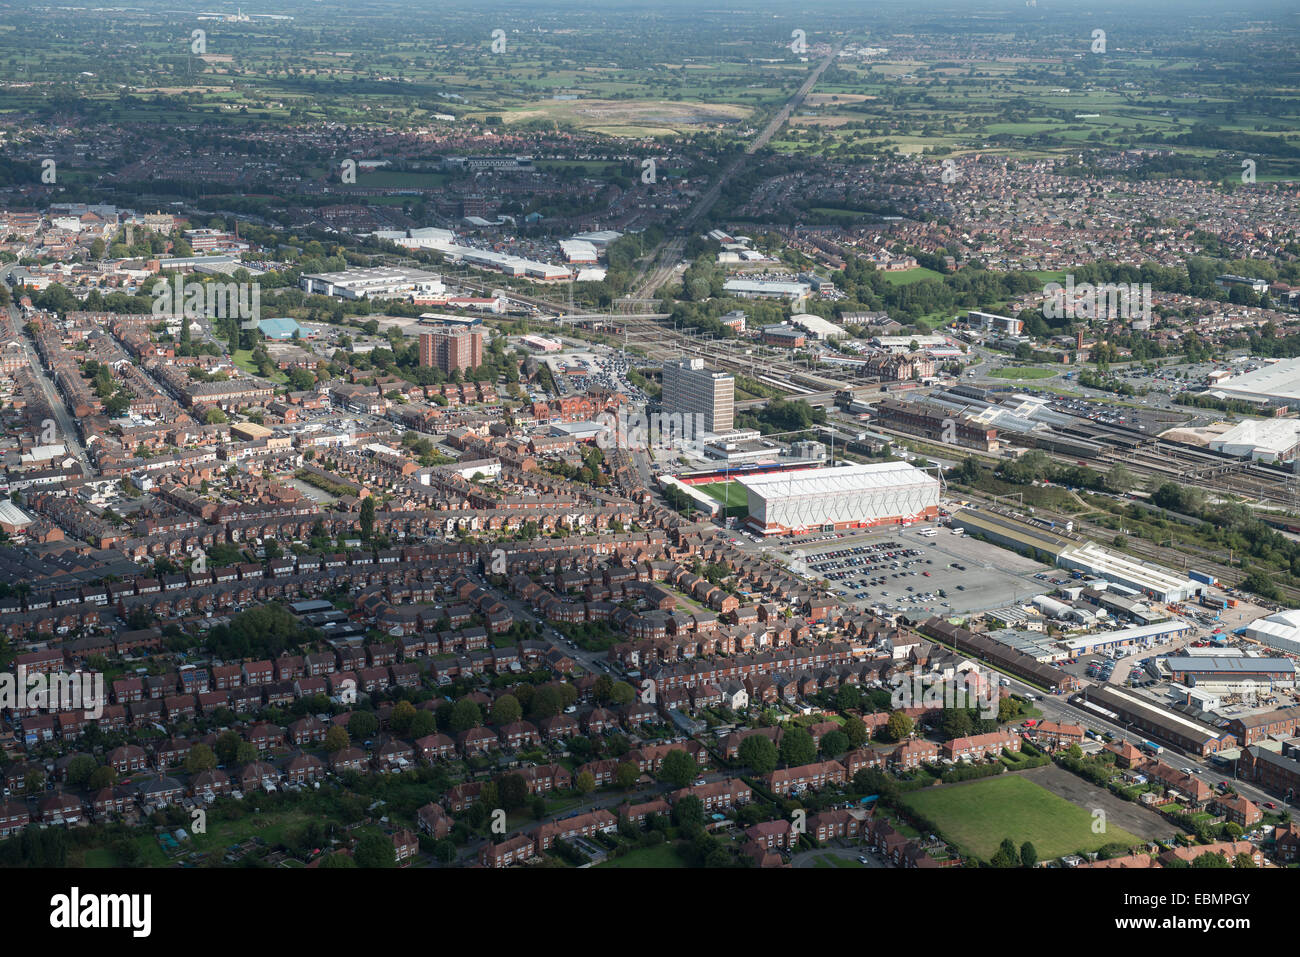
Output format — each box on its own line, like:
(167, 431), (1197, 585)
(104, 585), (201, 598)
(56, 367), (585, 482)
(900, 774), (1142, 862)
(988, 367), (1060, 380)
(697, 482), (744, 507)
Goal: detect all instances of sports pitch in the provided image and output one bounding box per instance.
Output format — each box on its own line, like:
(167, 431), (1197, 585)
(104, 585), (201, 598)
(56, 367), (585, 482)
(899, 774), (1143, 862)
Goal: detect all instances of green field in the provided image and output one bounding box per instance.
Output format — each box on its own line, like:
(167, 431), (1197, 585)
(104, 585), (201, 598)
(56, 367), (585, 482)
(696, 482), (750, 518)
(597, 844), (686, 868)
(900, 774), (1142, 862)
(880, 267), (945, 286)
(988, 367), (1061, 380)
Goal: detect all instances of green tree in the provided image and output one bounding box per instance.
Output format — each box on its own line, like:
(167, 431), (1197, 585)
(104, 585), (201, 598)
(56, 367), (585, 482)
(820, 730), (850, 756)
(348, 711), (379, 741)
(184, 743), (217, 775)
(449, 698), (483, 733)
(780, 727), (817, 766)
(359, 496), (375, 542)
(324, 726), (349, 753)
(615, 761), (639, 789)
(990, 838), (1021, 868)
(738, 734), (778, 774)
(886, 710), (914, 742)
(1020, 841), (1038, 869)
(491, 694), (522, 725)
(574, 771), (596, 795)
(354, 833), (396, 868)
(659, 749), (698, 788)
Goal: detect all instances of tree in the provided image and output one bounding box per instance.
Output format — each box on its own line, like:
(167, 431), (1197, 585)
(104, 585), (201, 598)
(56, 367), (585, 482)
(491, 694), (522, 725)
(354, 833), (396, 868)
(886, 710), (914, 742)
(990, 838), (1021, 868)
(359, 496), (375, 542)
(65, 755), (98, 789)
(609, 681), (635, 706)
(184, 743), (217, 775)
(498, 773), (528, 809)
(835, 684), (862, 712)
(390, 699), (417, 734)
(324, 726), (350, 753)
(738, 735), (778, 774)
(843, 717), (868, 750)
(821, 730), (850, 756)
(87, 765), (117, 790)
(318, 852), (357, 868)
(672, 795), (705, 829)
(235, 742), (257, 765)
(204, 407), (228, 425)
(348, 711), (379, 741)
(574, 771), (596, 795)
(215, 730), (242, 765)
(409, 710), (436, 739)
(1020, 841), (1038, 869)
(615, 761), (639, 789)
(659, 748), (697, 788)
(449, 698), (483, 733)
(780, 727), (817, 766)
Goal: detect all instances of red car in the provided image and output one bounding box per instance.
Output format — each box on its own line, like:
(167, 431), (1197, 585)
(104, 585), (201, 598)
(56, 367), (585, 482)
(1266, 802), (1278, 810)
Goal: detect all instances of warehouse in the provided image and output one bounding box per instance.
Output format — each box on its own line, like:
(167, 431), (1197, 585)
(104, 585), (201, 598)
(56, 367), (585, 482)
(1163, 655), (1297, 692)
(1205, 356), (1300, 409)
(1057, 541), (1198, 603)
(1243, 608), (1300, 656)
(737, 461), (939, 536)
(1076, 684), (1237, 757)
(300, 266), (446, 301)
(1058, 619), (1193, 656)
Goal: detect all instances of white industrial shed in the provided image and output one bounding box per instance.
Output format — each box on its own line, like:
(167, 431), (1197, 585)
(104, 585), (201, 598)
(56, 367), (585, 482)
(737, 462), (939, 536)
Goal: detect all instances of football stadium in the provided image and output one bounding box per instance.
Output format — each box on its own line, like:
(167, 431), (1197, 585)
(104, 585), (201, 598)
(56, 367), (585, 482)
(736, 461), (941, 536)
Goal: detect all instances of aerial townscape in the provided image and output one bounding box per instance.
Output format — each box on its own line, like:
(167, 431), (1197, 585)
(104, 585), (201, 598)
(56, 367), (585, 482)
(0, 0), (1294, 922)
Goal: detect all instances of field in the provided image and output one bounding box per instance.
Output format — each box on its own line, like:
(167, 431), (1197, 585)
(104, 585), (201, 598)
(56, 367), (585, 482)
(597, 844), (685, 868)
(487, 98), (753, 137)
(900, 774), (1143, 862)
(988, 367), (1061, 380)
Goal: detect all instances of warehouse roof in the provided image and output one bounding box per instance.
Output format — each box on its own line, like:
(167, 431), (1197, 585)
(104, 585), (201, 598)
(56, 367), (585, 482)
(1164, 656), (1297, 674)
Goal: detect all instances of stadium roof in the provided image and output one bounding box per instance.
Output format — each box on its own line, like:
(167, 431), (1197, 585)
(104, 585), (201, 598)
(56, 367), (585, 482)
(736, 461), (935, 497)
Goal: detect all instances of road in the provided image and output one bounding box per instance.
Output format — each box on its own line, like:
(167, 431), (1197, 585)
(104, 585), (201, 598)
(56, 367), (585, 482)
(996, 671), (1298, 817)
(13, 304), (96, 477)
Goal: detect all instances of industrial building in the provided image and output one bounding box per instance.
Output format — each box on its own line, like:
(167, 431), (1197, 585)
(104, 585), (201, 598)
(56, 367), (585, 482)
(950, 508), (1198, 602)
(872, 398), (1000, 452)
(968, 310), (1024, 336)
(301, 266), (446, 301)
(722, 278), (811, 302)
(1243, 608), (1300, 656)
(737, 461), (939, 536)
(1208, 418), (1300, 464)
(1075, 685), (1237, 757)
(1058, 620), (1193, 657)
(1204, 356), (1300, 409)
(1163, 655), (1297, 692)
(788, 313), (848, 341)
(661, 358), (734, 435)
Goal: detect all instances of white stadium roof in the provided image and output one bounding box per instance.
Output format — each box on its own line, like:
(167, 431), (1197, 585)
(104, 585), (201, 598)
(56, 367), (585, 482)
(737, 461), (934, 496)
